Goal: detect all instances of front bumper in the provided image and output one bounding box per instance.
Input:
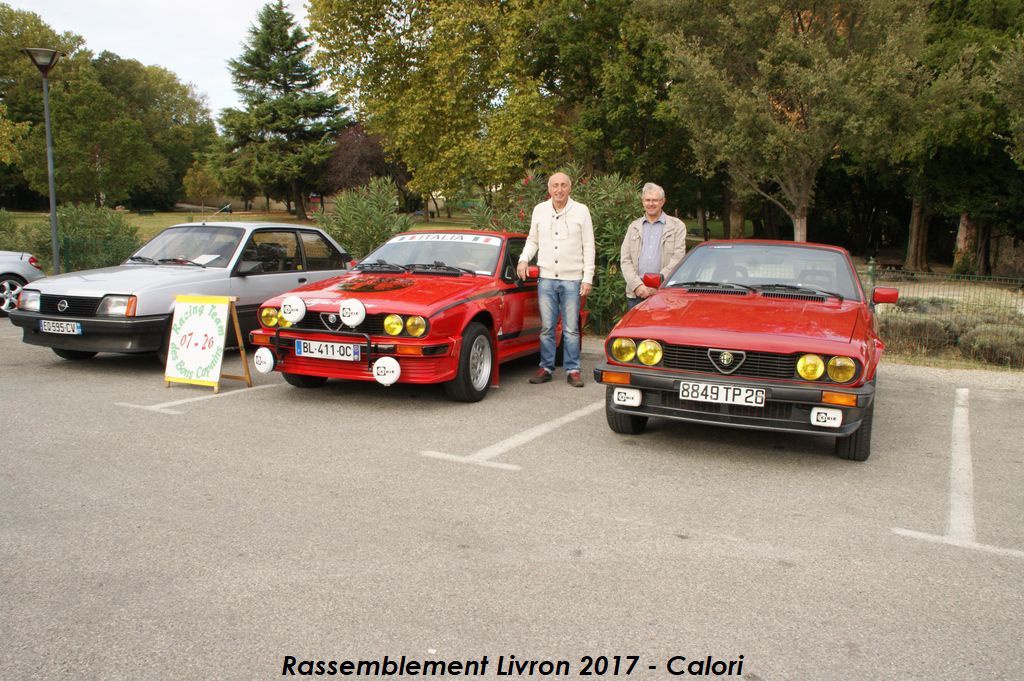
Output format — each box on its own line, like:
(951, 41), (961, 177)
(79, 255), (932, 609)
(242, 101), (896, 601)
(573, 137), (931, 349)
(250, 327), (459, 384)
(9, 310), (169, 354)
(594, 362), (874, 436)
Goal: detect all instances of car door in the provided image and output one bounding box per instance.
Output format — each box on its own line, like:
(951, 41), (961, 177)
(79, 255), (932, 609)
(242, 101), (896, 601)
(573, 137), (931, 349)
(496, 238), (541, 354)
(230, 229), (311, 335)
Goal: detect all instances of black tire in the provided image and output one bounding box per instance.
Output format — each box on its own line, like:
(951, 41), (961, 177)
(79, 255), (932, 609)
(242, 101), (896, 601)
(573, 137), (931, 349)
(0, 274), (27, 317)
(52, 348), (97, 361)
(605, 386), (648, 435)
(835, 401), (873, 461)
(444, 322), (492, 402)
(282, 372), (328, 388)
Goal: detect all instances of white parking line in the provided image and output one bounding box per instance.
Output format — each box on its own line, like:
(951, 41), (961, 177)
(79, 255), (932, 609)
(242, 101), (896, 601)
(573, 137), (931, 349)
(116, 384), (279, 414)
(421, 400), (604, 471)
(892, 388), (1024, 560)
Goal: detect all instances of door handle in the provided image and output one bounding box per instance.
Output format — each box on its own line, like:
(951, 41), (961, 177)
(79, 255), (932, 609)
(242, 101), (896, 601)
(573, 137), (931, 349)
(298, 277), (308, 283)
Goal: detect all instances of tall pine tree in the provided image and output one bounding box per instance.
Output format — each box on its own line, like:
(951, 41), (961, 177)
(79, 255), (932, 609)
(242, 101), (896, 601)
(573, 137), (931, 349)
(220, 0), (345, 219)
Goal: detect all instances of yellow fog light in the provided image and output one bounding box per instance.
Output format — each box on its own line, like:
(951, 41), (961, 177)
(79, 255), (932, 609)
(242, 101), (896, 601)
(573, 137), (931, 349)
(636, 339), (663, 366)
(406, 315), (427, 337)
(797, 354), (825, 380)
(384, 314), (404, 336)
(827, 356), (857, 383)
(611, 337), (636, 362)
(260, 307), (279, 327)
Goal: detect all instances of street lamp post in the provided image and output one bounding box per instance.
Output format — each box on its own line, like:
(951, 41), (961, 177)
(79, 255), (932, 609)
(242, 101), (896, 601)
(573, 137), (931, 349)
(23, 48), (62, 275)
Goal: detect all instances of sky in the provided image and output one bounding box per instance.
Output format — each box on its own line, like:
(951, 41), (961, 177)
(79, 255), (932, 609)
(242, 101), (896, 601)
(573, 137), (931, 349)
(9, 0), (310, 119)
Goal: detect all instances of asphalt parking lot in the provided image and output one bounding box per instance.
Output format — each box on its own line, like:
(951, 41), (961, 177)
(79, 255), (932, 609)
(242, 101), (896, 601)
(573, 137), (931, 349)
(2, 317), (1023, 681)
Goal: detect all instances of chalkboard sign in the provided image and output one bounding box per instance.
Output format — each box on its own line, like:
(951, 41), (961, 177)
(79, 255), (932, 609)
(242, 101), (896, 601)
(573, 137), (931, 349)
(164, 294), (251, 392)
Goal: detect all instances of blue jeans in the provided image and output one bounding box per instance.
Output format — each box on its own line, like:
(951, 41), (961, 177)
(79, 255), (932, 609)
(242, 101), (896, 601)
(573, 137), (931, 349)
(626, 296), (643, 310)
(537, 277), (581, 372)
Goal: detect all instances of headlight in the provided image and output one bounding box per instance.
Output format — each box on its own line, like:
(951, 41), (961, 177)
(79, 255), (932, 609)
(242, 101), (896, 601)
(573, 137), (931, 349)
(827, 356), (857, 383)
(96, 295), (136, 317)
(797, 354), (825, 380)
(384, 314), (404, 336)
(636, 339), (663, 365)
(260, 307), (279, 327)
(611, 337), (636, 362)
(19, 290), (40, 312)
(405, 315), (427, 337)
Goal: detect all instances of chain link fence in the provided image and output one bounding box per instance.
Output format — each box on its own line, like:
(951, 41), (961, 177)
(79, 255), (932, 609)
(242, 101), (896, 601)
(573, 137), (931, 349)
(863, 259), (1024, 370)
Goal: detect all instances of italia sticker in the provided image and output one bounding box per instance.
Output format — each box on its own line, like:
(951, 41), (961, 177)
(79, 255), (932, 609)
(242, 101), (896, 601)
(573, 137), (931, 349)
(338, 298), (366, 327)
(390, 233), (501, 247)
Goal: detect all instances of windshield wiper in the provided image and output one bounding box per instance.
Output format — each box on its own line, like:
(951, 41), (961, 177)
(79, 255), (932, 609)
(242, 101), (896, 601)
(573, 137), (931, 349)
(670, 280), (754, 292)
(408, 262), (477, 276)
(126, 255), (157, 265)
(355, 259), (408, 272)
(752, 283), (843, 301)
(157, 257), (206, 268)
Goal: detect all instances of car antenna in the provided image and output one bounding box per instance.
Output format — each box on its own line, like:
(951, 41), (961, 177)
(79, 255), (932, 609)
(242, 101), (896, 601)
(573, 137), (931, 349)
(201, 203), (232, 225)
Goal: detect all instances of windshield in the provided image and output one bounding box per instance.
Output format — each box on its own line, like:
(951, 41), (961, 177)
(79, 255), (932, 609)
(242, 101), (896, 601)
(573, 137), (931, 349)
(130, 226), (245, 268)
(666, 243), (861, 301)
(359, 233), (503, 275)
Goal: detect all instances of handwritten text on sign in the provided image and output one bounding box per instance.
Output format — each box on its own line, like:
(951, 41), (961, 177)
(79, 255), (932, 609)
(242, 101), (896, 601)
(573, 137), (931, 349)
(164, 295), (230, 387)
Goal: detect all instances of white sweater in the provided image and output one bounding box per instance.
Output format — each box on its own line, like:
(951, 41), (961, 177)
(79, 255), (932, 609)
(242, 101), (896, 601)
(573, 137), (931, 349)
(519, 198), (596, 284)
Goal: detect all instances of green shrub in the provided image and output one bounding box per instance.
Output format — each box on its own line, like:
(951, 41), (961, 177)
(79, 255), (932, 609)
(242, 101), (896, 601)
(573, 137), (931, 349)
(895, 296), (959, 315)
(316, 178), (413, 258)
(0, 209), (42, 254)
(26, 206), (140, 272)
(958, 324), (1024, 368)
(878, 312), (958, 353)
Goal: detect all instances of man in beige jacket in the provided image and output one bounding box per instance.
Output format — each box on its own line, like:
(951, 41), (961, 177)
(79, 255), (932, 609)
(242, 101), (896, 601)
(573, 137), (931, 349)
(517, 172), (595, 387)
(620, 182), (687, 309)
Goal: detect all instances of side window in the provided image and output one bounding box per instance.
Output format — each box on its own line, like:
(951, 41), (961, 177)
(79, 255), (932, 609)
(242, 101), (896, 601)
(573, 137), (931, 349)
(503, 239), (526, 281)
(242, 231), (301, 273)
(300, 232), (347, 271)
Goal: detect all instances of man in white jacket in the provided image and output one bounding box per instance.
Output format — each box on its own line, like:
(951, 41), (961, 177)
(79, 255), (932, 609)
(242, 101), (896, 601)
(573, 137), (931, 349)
(517, 172), (595, 387)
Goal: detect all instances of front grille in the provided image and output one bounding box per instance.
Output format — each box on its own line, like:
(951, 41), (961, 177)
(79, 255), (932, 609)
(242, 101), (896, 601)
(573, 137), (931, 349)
(40, 294), (102, 317)
(291, 313), (387, 335)
(661, 343), (796, 379)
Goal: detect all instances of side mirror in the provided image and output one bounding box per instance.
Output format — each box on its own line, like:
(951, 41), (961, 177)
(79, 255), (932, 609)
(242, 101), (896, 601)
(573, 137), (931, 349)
(872, 287), (899, 305)
(236, 261), (263, 276)
(348, 259), (358, 269)
(642, 273), (664, 289)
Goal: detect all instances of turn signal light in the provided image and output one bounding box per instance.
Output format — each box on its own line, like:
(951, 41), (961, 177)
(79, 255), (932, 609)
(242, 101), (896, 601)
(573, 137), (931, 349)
(601, 371), (632, 385)
(822, 391), (857, 407)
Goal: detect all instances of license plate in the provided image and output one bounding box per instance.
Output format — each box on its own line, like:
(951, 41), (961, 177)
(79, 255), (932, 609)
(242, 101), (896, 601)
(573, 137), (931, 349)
(39, 319), (82, 335)
(679, 381), (765, 407)
(294, 339), (361, 361)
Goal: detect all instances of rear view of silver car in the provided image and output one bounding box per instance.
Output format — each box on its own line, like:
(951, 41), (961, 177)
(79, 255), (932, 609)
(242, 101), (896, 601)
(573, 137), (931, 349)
(9, 222), (351, 361)
(0, 251), (44, 316)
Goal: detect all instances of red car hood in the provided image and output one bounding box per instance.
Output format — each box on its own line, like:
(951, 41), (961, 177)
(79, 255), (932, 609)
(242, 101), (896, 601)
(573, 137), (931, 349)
(619, 292), (864, 351)
(270, 271), (492, 315)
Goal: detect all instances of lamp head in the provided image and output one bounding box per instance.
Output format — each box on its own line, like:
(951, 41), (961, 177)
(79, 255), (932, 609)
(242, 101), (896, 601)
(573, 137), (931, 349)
(22, 48), (62, 76)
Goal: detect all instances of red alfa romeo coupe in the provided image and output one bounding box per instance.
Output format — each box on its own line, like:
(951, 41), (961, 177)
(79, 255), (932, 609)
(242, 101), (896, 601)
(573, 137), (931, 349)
(249, 230), (546, 402)
(594, 240), (898, 461)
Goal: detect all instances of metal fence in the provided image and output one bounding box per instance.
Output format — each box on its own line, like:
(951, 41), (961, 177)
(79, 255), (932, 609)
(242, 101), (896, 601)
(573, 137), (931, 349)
(863, 259), (1024, 370)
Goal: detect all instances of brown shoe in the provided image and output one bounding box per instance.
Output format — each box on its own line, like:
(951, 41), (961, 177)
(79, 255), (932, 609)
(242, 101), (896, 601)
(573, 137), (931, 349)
(567, 370), (584, 388)
(529, 368), (552, 384)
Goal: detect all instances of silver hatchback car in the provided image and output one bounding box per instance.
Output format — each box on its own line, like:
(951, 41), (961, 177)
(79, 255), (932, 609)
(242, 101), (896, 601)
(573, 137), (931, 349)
(10, 222), (351, 360)
(0, 251), (44, 316)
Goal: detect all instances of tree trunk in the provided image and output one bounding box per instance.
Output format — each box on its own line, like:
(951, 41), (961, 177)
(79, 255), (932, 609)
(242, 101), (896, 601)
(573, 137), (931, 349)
(904, 196), (931, 272)
(721, 183), (732, 239)
(976, 221), (992, 276)
(291, 180), (307, 221)
(729, 203), (745, 239)
(952, 212), (978, 274)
